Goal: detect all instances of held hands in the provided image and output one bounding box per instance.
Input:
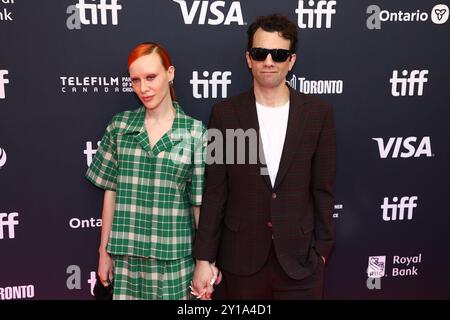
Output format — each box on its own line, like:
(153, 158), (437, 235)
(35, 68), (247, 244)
(191, 260), (222, 300)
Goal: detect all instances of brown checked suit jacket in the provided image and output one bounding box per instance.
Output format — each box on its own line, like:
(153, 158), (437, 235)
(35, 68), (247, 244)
(194, 86), (336, 280)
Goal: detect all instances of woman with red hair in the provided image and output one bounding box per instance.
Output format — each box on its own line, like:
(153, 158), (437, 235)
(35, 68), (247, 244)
(86, 42), (215, 299)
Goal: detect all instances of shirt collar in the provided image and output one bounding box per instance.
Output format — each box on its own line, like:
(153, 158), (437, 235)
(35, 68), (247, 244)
(122, 101), (187, 144)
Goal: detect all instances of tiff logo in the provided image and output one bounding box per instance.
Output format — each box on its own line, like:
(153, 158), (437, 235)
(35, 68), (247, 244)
(190, 71), (231, 99)
(66, 0), (122, 30)
(173, 0), (244, 25)
(0, 70), (9, 99)
(296, 0), (336, 29)
(390, 70), (429, 96)
(0, 212), (19, 239)
(381, 196), (418, 221)
(84, 141), (100, 166)
(372, 136), (433, 158)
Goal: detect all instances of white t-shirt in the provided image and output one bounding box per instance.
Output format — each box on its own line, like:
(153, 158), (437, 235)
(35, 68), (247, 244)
(256, 101), (290, 187)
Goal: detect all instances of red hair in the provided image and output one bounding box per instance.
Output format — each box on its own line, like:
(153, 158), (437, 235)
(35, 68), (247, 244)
(127, 42), (176, 101)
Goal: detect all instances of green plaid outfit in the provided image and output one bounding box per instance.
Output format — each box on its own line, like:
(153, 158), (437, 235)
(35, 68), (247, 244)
(112, 254), (194, 300)
(86, 102), (206, 299)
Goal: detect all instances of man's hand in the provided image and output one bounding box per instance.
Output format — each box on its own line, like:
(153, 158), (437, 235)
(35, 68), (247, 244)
(191, 260), (219, 300)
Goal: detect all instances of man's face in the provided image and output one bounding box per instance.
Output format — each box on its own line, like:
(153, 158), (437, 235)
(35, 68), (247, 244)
(246, 28), (296, 90)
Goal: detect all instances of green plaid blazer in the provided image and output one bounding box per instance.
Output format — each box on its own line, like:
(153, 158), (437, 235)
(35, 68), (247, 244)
(86, 102), (206, 260)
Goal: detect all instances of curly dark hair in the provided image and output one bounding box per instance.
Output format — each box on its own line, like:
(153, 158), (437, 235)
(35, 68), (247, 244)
(247, 14), (298, 52)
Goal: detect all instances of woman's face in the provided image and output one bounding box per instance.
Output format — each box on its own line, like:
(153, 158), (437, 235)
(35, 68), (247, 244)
(129, 52), (174, 110)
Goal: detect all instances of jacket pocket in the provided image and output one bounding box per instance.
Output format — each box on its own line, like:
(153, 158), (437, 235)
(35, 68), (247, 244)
(300, 217), (314, 234)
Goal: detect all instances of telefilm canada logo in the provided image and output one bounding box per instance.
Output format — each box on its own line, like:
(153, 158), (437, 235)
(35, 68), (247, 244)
(60, 76), (132, 94)
(0, 0), (14, 22)
(287, 74), (343, 95)
(66, 0), (122, 30)
(367, 4), (449, 29)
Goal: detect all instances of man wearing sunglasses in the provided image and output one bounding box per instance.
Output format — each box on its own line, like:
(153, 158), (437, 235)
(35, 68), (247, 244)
(193, 13), (336, 300)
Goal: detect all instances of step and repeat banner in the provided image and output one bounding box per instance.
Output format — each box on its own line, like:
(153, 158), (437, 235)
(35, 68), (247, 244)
(1, 0), (449, 299)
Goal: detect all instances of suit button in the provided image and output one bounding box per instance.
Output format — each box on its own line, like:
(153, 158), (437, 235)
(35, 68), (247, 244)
(271, 234), (275, 239)
(267, 221), (273, 228)
(271, 192), (277, 199)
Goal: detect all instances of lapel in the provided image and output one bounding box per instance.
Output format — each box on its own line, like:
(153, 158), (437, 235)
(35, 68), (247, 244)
(273, 87), (309, 190)
(152, 105), (184, 156)
(122, 107), (153, 156)
(122, 103), (183, 158)
(234, 89), (272, 191)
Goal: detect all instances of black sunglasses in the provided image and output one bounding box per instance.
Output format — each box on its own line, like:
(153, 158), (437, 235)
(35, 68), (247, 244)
(249, 48), (292, 62)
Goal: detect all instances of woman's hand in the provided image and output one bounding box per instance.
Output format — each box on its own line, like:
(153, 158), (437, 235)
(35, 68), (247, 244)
(98, 249), (113, 286)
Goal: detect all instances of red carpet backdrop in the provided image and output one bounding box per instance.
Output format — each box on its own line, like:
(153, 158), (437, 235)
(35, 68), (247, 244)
(0, 0), (449, 299)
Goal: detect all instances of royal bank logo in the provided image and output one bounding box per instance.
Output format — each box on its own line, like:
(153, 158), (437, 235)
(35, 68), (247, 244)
(393, 254), (422, 276)
(367, 4), (449, 29)
(367, 253), (422, 281)
(0, 0), (14, 22)
(173, 0), (245, 25)
(372, 136), (433, 159)
(60, 76), (132, 94)
(367, 256), (386, 278)
(66, 0), (122, 30)
(296, 0), (337, 29)
(287, 74), (343, 95)
(190, 71), (232, 98)
(0, 147), (7, 169)
(0, 70), (9, 99)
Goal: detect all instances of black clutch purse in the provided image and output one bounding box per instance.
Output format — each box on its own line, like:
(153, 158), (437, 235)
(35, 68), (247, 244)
(93, 273), (113, 300)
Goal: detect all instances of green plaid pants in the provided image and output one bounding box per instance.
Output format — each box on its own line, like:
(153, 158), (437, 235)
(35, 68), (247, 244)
(112, 254), (195, 300)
